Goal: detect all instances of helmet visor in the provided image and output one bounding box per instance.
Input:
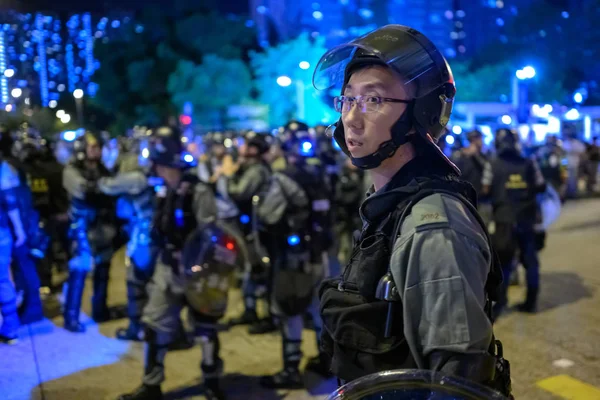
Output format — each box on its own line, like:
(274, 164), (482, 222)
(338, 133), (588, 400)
(313, 25), (453, 99)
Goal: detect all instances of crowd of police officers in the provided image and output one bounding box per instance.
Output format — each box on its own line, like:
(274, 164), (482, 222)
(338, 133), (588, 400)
(0, 117), (569, 396)
(0, 23), (584, 400)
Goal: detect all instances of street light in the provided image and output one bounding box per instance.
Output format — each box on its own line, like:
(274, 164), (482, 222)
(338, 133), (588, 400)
(516, 66), (536, 80)
(56, 109), (65, 118)
(299, 61), (310, 70)
(60, 113), (71, 124)
(276, 76), (292, 87)
(73, 89), (84, 126)
(513, 66), (536, 126)
(11, 88), (22, 98)
(49, 100), (57, 108)
(4, 69), (14, 78)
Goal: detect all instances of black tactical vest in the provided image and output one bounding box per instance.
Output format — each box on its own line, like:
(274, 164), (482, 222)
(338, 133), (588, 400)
(154, 178), (198, 268)
(319, 177), (502, 383)
(73, 160), (114, 213)
(489, 154), (537, 225)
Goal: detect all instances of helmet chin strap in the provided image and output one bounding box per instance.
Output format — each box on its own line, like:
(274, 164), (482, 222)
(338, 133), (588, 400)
(348, 102), (415, 170)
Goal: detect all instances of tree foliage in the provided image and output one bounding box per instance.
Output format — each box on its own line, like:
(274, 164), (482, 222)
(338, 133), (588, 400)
(91, 5), (257, 133)
(249, 33), (337, 127)
(167, 55), (253, 129)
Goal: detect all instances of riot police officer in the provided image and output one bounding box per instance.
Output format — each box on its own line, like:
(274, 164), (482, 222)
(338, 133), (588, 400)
(259, 131), (335, 388)
(226, 133), (273, 332)
(12, 130), (61, 295)
(482, 128), (546, 316)
(0, 130), (20, 343)
(117, 125), (232, 400)
(198, 132), (240, 223)
(98, 137), (155, 341)
(0, 128), (45, 325)
(312, 25), (511, 396)
(334, 158), (364, 263)
(62, 131), (116, 332)
(453, 130), (487, 195)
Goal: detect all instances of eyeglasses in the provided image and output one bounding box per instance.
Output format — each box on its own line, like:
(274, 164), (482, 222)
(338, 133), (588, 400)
(333, 95), (411, 114)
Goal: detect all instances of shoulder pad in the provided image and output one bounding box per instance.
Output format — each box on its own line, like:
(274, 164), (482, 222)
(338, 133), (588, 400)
(411, 193), (449, 230)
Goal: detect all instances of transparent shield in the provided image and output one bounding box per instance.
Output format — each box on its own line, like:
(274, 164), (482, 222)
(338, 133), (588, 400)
(313, 25), (452, 99)
(327, 370), (507, 400)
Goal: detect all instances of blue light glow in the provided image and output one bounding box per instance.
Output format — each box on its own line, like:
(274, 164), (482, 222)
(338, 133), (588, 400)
(83, 14), (95, 77)
(332, 138), (341, 151)
(0, 32), (7, 104)
(35, 15), (49, 107)
(211, 235), (218, 243)
(62, 130), (77, 141)
(66, 44), (75, 93)
(287, 234), (300, 246)
(312, 11), (323, 20)
(565, 108), (580, 121)
(452, 125), (462, 134)
(573, 92), (583, 104)
(301, 141), (313, 154)
(445, 135), (455, 145)
(240, 214), (250, 224)
(358, 8), (374, 19)
(183, 154), (194, 163)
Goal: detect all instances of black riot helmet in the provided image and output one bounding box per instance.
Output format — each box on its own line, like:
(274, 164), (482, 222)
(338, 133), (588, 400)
(313, 25), (457, 171)
(467, 129), (483, 143)
(148, 125), (188, 168)
(244, 131), (272, 156)
(73, 131), (104, 161)
(495, 128), (521, 155)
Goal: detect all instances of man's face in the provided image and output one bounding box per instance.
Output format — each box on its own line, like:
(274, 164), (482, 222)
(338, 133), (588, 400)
(86, 142), (102, 161)
(341, 66), (411, 159)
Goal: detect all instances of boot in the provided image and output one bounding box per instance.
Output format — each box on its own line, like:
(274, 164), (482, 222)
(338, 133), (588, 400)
(12, 248), (44, 324)
(116, 385), (162, 400)
(92, 263), (110, 322)
(305, 352), (332, 377)
(228, 308), (258, 326)
(116, 320), (144, 341)
(202, 359), (226, 400)
(248, 317), (277, 335)
(260, 338), (303, 389)
(516, 286), (538, 313)
(117, 279), (148, 341)
(260, 367), (303, 389)
(63, 270), (87, 333)
(0, 296), (20, 344)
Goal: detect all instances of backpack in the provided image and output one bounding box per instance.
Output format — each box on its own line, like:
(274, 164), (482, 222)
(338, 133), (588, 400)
(254, 171), (309, 228)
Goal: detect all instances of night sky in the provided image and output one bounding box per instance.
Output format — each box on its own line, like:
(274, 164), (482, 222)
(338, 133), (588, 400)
(1, 0), (250, 14)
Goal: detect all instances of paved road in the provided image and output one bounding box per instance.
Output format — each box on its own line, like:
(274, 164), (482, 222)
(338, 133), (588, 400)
(1, 198), (600, 400)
